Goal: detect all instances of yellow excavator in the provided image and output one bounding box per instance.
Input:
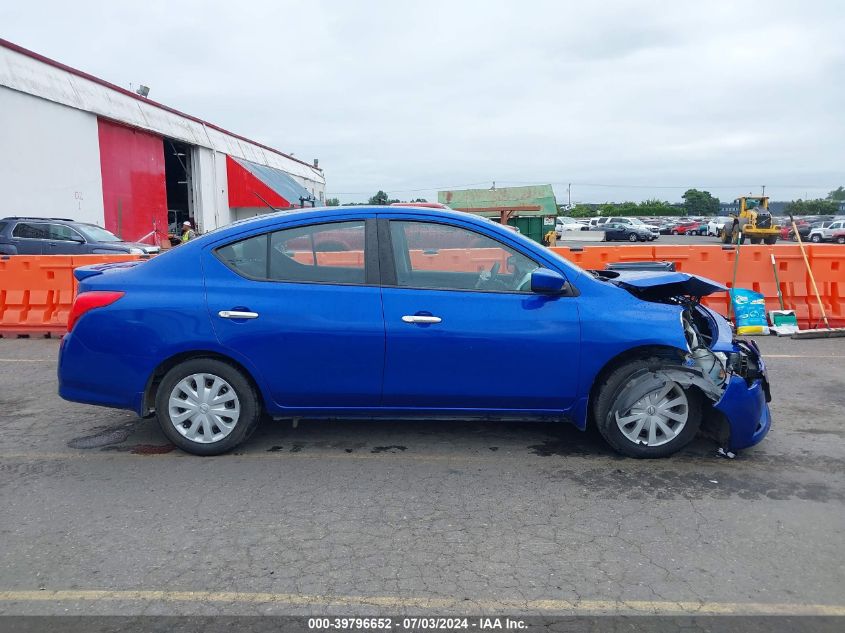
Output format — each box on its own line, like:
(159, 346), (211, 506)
(720, 196), (780, 244)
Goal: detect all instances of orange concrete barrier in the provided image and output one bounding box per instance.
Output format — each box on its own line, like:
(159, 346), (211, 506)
(551, 244), (845, 328)
(0, 255), (143, 337)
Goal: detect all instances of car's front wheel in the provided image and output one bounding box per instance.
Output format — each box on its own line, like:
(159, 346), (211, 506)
(593, 359), (702, 458)
(155, 358), (261, 455)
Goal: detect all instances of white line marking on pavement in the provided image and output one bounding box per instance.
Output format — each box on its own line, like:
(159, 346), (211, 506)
(0, 589), (843, 615)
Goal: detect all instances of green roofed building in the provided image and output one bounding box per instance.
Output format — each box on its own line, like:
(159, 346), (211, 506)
(438, 184), (558, 244)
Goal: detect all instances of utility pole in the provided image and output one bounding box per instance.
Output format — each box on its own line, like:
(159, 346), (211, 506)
(567, 183), (572, 208)
(762, 185), (766, 197)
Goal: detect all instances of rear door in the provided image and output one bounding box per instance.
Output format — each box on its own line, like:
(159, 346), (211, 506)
(204, 217), (385, 410)
(9, 222), (48, 254)
(378, 216), (580, 411)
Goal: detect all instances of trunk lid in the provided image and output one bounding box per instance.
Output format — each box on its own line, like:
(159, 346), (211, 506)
(73, 260), (145, 282)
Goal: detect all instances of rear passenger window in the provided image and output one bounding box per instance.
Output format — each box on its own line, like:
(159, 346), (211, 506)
(12, 223), (50, 239)
(216, 221), (366, 285)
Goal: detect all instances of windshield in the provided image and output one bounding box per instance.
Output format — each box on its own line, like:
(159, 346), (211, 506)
(76, 224), (122, 242)
(628, 218), (646, 225)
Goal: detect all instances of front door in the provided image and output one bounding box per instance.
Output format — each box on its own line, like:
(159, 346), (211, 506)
(204, 218), (385, 410)
(379, 217), (581, 412)
(44, 224), (88, 254)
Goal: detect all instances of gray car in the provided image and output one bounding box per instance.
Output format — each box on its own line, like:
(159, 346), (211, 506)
(0, 217), (160, 255)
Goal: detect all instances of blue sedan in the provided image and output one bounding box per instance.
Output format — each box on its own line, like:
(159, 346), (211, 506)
(58, 207), (771, 457)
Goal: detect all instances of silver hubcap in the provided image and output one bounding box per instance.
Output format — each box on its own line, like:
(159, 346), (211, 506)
(615, 382), (688, 447)
(168, 373), (240, 444)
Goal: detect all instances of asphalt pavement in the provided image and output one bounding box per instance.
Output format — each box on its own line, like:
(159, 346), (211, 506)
(0, 336), (843, 617)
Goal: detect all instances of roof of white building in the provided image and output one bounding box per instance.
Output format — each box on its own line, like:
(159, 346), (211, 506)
(0, 38), (324, 185)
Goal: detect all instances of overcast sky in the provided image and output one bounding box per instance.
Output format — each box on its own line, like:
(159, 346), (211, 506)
(3, 1), (843, 204)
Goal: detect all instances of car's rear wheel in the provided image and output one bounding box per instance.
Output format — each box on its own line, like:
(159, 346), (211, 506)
(155, 358), (261, 455)
(593, 359), (702, 458)
(628, 233), (638, 242)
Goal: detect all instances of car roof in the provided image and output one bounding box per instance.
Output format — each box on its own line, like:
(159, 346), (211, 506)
(2, 216), (75, 222)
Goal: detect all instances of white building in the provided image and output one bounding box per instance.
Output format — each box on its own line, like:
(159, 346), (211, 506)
(0, 38), (325, 243)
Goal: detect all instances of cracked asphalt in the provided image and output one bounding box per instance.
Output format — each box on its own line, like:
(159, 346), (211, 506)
(0, 336), (843, 616)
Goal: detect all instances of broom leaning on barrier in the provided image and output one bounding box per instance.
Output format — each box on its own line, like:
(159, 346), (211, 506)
(789, 213), (845, 339)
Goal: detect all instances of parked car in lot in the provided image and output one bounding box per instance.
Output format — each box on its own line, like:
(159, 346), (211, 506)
(597, 217), (660, 240)
(671, 221), (706, 236)
(787, 220), (824, 241)
(707, 217), (732, 237)
(0, 217), (160, 255)
(830, 229), (845, 244)
(59, 206), (771, 457)
(600, 222), (655, 242)
(555, 217), (587, 235)
(808, 220), (845, 243)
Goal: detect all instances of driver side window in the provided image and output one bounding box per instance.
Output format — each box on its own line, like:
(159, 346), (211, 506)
(388, 220), (540, 292)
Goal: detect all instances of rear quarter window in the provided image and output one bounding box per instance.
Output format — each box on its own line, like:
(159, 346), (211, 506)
(215, 221), (366, 285)
(12, 222), (50, 239)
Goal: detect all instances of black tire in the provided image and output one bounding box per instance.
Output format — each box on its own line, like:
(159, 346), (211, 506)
(155, 358), (261, 455)
(593, 359), (702, 458)
(764, 236), (778, 245)
(629, 233), (638, 242)
(810, 234), (821, 243)
(672, 230), (679, 235)
(750, 237), (762, 245)
(837, 236), (845, 245)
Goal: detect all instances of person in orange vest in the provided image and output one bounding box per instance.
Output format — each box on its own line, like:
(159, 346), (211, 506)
(180, 221), (197, 243)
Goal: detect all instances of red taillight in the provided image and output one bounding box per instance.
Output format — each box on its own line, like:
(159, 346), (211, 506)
(67, 291), (125, 332)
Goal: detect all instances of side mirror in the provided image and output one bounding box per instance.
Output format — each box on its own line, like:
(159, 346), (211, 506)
(530, 268), (568, 295)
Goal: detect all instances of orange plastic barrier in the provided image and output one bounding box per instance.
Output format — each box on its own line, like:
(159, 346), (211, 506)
(0, 255), (143, 337)
(1, 247), (842, 336)
(552, 244), (845, 328)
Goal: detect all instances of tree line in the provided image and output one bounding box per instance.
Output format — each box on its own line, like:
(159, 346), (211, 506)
(564, 187), (844, 217)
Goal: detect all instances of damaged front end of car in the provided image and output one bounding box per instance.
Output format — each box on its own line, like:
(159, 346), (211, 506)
(601, 269), (773, 452)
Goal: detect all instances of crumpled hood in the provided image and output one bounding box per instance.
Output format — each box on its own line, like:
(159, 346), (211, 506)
(608, 270), (727, 299)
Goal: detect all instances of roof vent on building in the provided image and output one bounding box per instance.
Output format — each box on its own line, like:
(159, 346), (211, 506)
(313, 158), (319, 168)
(136, 85), (150, 98)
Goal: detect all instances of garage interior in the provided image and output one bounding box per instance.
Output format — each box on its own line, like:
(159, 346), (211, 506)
(164, 138), (193, 234)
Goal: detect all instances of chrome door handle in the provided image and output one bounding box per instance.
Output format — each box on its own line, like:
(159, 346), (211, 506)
(218, 310), (259, 319)
(401, 315), (442, 324)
